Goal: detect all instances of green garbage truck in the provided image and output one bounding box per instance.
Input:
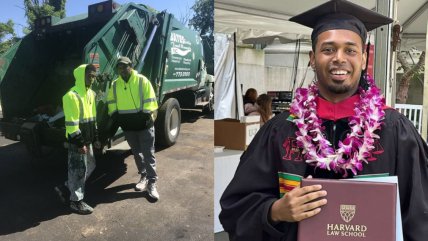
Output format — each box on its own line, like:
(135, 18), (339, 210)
(0, 0), (213, 158)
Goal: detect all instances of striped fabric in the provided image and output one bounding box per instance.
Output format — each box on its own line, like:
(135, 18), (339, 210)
(286, 114), (297, 122)
(278, 172), (302, 198)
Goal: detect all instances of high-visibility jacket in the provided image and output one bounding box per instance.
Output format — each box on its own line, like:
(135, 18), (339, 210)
(63, 64), (97, 147)
(107, 69), (158, 131)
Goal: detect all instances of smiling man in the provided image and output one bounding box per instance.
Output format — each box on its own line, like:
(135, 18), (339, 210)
(310, 29), (367, 102)
(219, 1), (428, 241)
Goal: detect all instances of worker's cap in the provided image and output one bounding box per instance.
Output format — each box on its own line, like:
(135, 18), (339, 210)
(116, 56), (132, 66)
(289, 0), (393, 43)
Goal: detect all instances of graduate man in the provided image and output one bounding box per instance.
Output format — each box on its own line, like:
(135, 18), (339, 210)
(219, 1), (428, 241)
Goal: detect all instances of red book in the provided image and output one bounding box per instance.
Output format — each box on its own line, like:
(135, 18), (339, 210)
(297, 178), (397, 241)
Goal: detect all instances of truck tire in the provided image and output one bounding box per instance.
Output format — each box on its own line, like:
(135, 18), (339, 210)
(155, 98), (181, 147)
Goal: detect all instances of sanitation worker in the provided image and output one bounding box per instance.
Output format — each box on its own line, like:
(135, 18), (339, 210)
(107, 56), (159, 201)
(55, 64), (100, 214)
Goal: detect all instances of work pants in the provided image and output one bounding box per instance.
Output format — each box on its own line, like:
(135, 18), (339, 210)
(124, 126), (157, 182)
(67, 144), (96, 201)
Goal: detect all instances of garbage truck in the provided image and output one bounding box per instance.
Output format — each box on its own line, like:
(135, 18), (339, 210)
(0, 0), (213, 158)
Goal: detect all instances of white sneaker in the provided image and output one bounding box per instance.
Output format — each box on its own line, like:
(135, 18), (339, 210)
(147, 182), (159, 201)
(135, 177), (147, 191)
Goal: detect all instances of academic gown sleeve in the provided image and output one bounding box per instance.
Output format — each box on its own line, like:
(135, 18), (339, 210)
(393, 112), (428, 241)
(219, 114), (297, 241)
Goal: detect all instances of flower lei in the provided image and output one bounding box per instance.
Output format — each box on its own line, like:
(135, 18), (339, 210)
(290, 75), (385, 177)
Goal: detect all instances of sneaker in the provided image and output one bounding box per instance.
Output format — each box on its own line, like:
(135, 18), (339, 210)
(54, 184), (70, 204)
(135, 176), (148, 191)
(70, 200), (94, 215)
(147, 182), (159, 201)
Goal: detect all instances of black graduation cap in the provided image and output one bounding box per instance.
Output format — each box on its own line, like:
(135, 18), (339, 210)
(289, 0), (393, 43)
(290, 0), (393, 89)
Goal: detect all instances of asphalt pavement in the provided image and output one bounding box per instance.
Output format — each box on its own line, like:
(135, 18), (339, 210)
(0, 110), (214, 241)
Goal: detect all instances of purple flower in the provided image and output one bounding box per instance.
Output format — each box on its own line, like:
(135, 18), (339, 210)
(292, 79), (384, 174)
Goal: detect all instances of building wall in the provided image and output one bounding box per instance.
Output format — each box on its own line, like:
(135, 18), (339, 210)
(236, 43), (315, 97)
(265, 52), (315, 93)
(236, 47), (265, 95)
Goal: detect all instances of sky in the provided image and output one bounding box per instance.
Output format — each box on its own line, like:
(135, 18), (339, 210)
(0, 0), (196, 37)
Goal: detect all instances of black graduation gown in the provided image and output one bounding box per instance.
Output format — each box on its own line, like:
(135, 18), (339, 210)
(219, 96), (428, 241)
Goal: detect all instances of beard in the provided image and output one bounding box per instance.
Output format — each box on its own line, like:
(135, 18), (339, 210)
(325, 82), (354, 94)
(317, 72), (361, 95)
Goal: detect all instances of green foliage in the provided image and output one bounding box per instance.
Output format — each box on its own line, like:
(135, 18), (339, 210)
(190, 0), (214, 75)
(0, 20), (15, 40)
(24, 0), (66, 30)
(0, 20), (17, 55)
(190, 0), (213, 36)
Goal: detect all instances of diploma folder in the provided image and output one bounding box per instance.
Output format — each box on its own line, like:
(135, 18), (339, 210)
(297, 178), (396, 241)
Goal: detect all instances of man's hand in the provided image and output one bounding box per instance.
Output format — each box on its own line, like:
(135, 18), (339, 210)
(78, 145), (88, 154)
(270, 184), (327, 223)
(93, 141), (102, 149)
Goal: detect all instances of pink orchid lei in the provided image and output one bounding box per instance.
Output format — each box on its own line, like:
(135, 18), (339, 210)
(290, 75), (385, 177)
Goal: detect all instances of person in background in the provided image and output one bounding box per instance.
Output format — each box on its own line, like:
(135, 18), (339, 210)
(248, 94), (273, 126)
(243, 88), (258, 115)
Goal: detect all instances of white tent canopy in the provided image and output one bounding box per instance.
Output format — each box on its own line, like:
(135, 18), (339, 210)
(215, 0), (427, 50)
(214, 33), (244, 120)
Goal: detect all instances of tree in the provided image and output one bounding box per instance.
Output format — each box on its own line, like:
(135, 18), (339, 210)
(396, 51), (425, 104)
(24, 0), (66, 31)
(178, 5), (192, 27)
(0, 20), (16, 55)
(190, 0), (214, 75)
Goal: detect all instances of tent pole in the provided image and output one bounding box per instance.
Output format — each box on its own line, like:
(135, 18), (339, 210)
(233, 32), (239, 119)
(374, 0), (393, 105)
(422, 24), (428, 141)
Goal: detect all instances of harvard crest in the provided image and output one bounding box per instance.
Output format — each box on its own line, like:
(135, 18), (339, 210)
(340, 204), (356, 223)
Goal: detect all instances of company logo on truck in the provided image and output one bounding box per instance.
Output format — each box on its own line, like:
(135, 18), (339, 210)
(170, 33), (192, 60)
(171, 47), (191, 57)
(169, 32), (193, 78)
(170, 32), (189, 44)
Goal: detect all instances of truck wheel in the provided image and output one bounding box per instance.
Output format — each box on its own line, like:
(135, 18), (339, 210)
(155, 98), (181, 146)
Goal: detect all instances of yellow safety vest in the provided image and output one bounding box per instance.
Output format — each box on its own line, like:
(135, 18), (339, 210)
(63, 64), (97, 144)
(107, 69), (158, 115)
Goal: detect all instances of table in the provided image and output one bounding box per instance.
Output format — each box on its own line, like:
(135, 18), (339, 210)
(214, 149), (243, 233)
